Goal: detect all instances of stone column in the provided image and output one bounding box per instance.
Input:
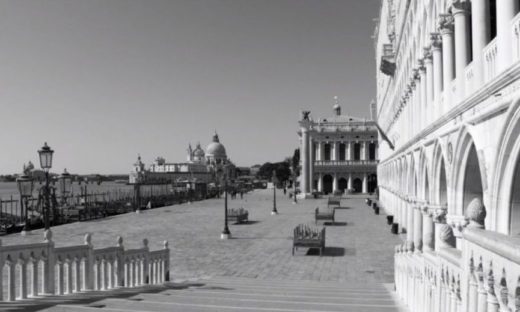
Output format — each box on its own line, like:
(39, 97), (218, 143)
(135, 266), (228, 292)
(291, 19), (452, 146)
(407, 200), (415, 244)
(333, 173), (338, 193)
(362, 173), (368, 193)
(452, 1), (470, 102)
(309, 140), (314, 192)
(419, 60), (427, 128)
(346, 141), (351, 161)
(360, 142), (366, 161)
(318, 173), (323, 192)
(347, 173), (352, 190)
(439, 14), (455, 110)
(301, 128), (310, 194)
(334, 141), (339, 161)
(431, 33), (443, 119)
(422, 208), (435, 252)
(424, 48), (434, 106)
(471, 0), (490, 87)
(414, 204), (423, 252)
(496, 0), (518, 72)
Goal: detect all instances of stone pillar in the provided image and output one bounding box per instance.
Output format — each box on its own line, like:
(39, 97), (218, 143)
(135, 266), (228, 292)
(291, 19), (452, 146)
(433, 208), (448, 251)
(320, 141), (325, 162)
(407, 201), (415, 243)
(471, 0), (490, 87)
(360, 142), (366, 161)
(496, 0), (518, 72)
(310, 140), (315, 192)
(419, 60), (427, 129)
(346, 142), (351, 161)
(334, 141), (339, 161)
(422, 208), (435, 252)
(452, 1), (470, 102)
(347, 173), (352, 190)
(424, 48), (434, 105)
(414, 205), (423, 252)
(318, 173), (323, 192)
(439, 14), (455, 110)
(362, 173), (368, 193)
(333, 173), (338, 193)
(431, 33), (443, 119)
(301, 128), (310, 194)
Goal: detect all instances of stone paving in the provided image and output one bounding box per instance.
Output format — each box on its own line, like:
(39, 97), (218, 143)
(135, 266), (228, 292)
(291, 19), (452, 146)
(1, 189), (401, 284)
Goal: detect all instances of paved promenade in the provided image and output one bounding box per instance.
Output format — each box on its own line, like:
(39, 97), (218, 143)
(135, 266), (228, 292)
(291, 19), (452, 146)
(1, 189), (401, 284)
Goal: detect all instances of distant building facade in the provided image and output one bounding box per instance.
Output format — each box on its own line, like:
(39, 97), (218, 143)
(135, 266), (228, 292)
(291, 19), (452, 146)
(129, 133), (235, 184)
(297, 98), (379, 197)
(375, 0), (520, 311)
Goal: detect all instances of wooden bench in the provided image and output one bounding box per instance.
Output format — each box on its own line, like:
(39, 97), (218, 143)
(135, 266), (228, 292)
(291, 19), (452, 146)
(327, 196), (341, 208)
(315, 206), (335, 225)
(292, 224), (326, 256)
(227, 208), (249, 224)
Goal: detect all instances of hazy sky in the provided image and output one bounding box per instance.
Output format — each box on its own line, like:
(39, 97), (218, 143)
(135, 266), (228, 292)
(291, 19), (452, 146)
(0, 0), (380, 175)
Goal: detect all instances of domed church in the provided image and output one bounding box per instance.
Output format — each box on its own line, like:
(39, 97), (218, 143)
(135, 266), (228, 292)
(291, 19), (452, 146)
(205, 133), (228, 165)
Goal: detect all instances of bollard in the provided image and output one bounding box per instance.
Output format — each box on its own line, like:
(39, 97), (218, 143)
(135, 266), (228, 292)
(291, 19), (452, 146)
(374, 206), (379, 215)
(387, 215), (394, 225)
(391, 223), (399, 234)
(372, 202), (377, 210)
(367, 199), (372, 206)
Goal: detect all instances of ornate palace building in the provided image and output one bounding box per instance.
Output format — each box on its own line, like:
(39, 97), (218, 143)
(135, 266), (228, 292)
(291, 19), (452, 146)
(297, 98), (379, 198)
(375, 0), (520, 311)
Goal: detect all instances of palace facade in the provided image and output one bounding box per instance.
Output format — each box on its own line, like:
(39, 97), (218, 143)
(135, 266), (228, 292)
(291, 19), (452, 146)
(298, 99), (379, 197)
(375, 0), (520, 311)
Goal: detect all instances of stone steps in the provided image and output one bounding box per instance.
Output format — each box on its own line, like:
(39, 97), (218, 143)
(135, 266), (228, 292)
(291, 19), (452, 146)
(40, 276), (407, 312)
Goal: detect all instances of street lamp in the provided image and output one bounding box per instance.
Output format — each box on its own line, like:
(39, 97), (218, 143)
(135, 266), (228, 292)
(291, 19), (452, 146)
(219, 166), (231, 239)
(58, 168), (72, 205)
(271, 170), (278, 215)
(38, 142), (54, 230)
(17, 172), (34, 235)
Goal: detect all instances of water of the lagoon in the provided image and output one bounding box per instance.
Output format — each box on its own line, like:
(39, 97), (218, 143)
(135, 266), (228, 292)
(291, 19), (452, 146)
(0, 181), (135, 201)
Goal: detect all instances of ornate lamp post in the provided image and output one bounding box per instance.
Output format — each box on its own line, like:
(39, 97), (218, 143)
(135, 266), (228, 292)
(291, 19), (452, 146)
(17, 171), (34, 236)
(38, 142), (54, 230)
(58, 168), (72, 205)
(219, 166), (231, 239)
(272, 170), (278, 215)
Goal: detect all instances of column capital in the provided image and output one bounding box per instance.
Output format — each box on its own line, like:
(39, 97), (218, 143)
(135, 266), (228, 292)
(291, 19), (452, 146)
(418, 59), (426, 73)
(432, 205), (447, 223)
(430, 32), (443, 50)
(438, 14), (454, 34)
(451, 0), (470, 16)
(423, 47), (433, 62)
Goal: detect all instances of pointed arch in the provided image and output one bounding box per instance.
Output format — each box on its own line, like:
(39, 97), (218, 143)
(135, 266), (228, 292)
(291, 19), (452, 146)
(492, 96), (520, 234)
(450, 126), (487, 217)
(432, 140), (449, 206)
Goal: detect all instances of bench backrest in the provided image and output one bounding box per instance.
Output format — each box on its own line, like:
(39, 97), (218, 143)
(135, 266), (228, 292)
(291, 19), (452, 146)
(327, 197), (341, 207)
(294, 224), (325, 240)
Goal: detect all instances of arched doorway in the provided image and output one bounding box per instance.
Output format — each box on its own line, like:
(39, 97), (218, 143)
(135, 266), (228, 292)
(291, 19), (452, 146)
(323, 175), (333, 194)
(353, 178), (362, 193)
(368, 174), (378, 193)
(462, 144), (483, 213)
(338, 178), (348, 193)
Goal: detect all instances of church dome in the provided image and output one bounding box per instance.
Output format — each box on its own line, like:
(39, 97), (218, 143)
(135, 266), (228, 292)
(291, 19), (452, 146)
(193, 143), (205, 158)
(206, 133), (227, 159)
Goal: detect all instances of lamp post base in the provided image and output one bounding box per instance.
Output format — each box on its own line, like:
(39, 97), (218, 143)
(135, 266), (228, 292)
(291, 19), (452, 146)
(220, 233), (231, 240)
(21, 230), (30, 236)
(271, 211), (278, 215)
(135, 209), (141, 214)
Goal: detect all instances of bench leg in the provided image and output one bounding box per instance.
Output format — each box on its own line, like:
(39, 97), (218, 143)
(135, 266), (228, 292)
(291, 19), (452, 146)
(292, 247), (294, 256)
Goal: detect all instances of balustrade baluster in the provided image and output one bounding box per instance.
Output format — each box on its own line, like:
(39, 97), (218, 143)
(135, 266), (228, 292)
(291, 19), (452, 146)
(107, 261), (112, 289)
(93, 260), (99, 290)
(100, 259), (106, 290)
(66, 259), (72, 294)
(160, 259), (165, 283)
(56, 260), (64, 295)
(129, 261), (134, 287)
(75, 259), (81, 292)
(31, 260), (38, 297)
(7, 261), (15, 301)
(487, 266), (499, 312)
(82, 259), (88, 291)
(19, 260), (27, 299)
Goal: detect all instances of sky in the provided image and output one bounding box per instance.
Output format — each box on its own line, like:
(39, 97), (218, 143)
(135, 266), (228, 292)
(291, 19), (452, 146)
(0, 0), (380, 175)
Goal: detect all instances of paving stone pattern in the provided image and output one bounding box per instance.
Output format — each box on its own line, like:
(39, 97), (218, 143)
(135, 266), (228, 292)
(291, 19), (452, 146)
(1, 189), (401, 284)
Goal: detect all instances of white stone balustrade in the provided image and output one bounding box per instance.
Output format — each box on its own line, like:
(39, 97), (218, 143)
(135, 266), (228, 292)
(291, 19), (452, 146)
(0, 230), (169, 302)
(483, 38), (498, 83)
(394, 214), (520, 311)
